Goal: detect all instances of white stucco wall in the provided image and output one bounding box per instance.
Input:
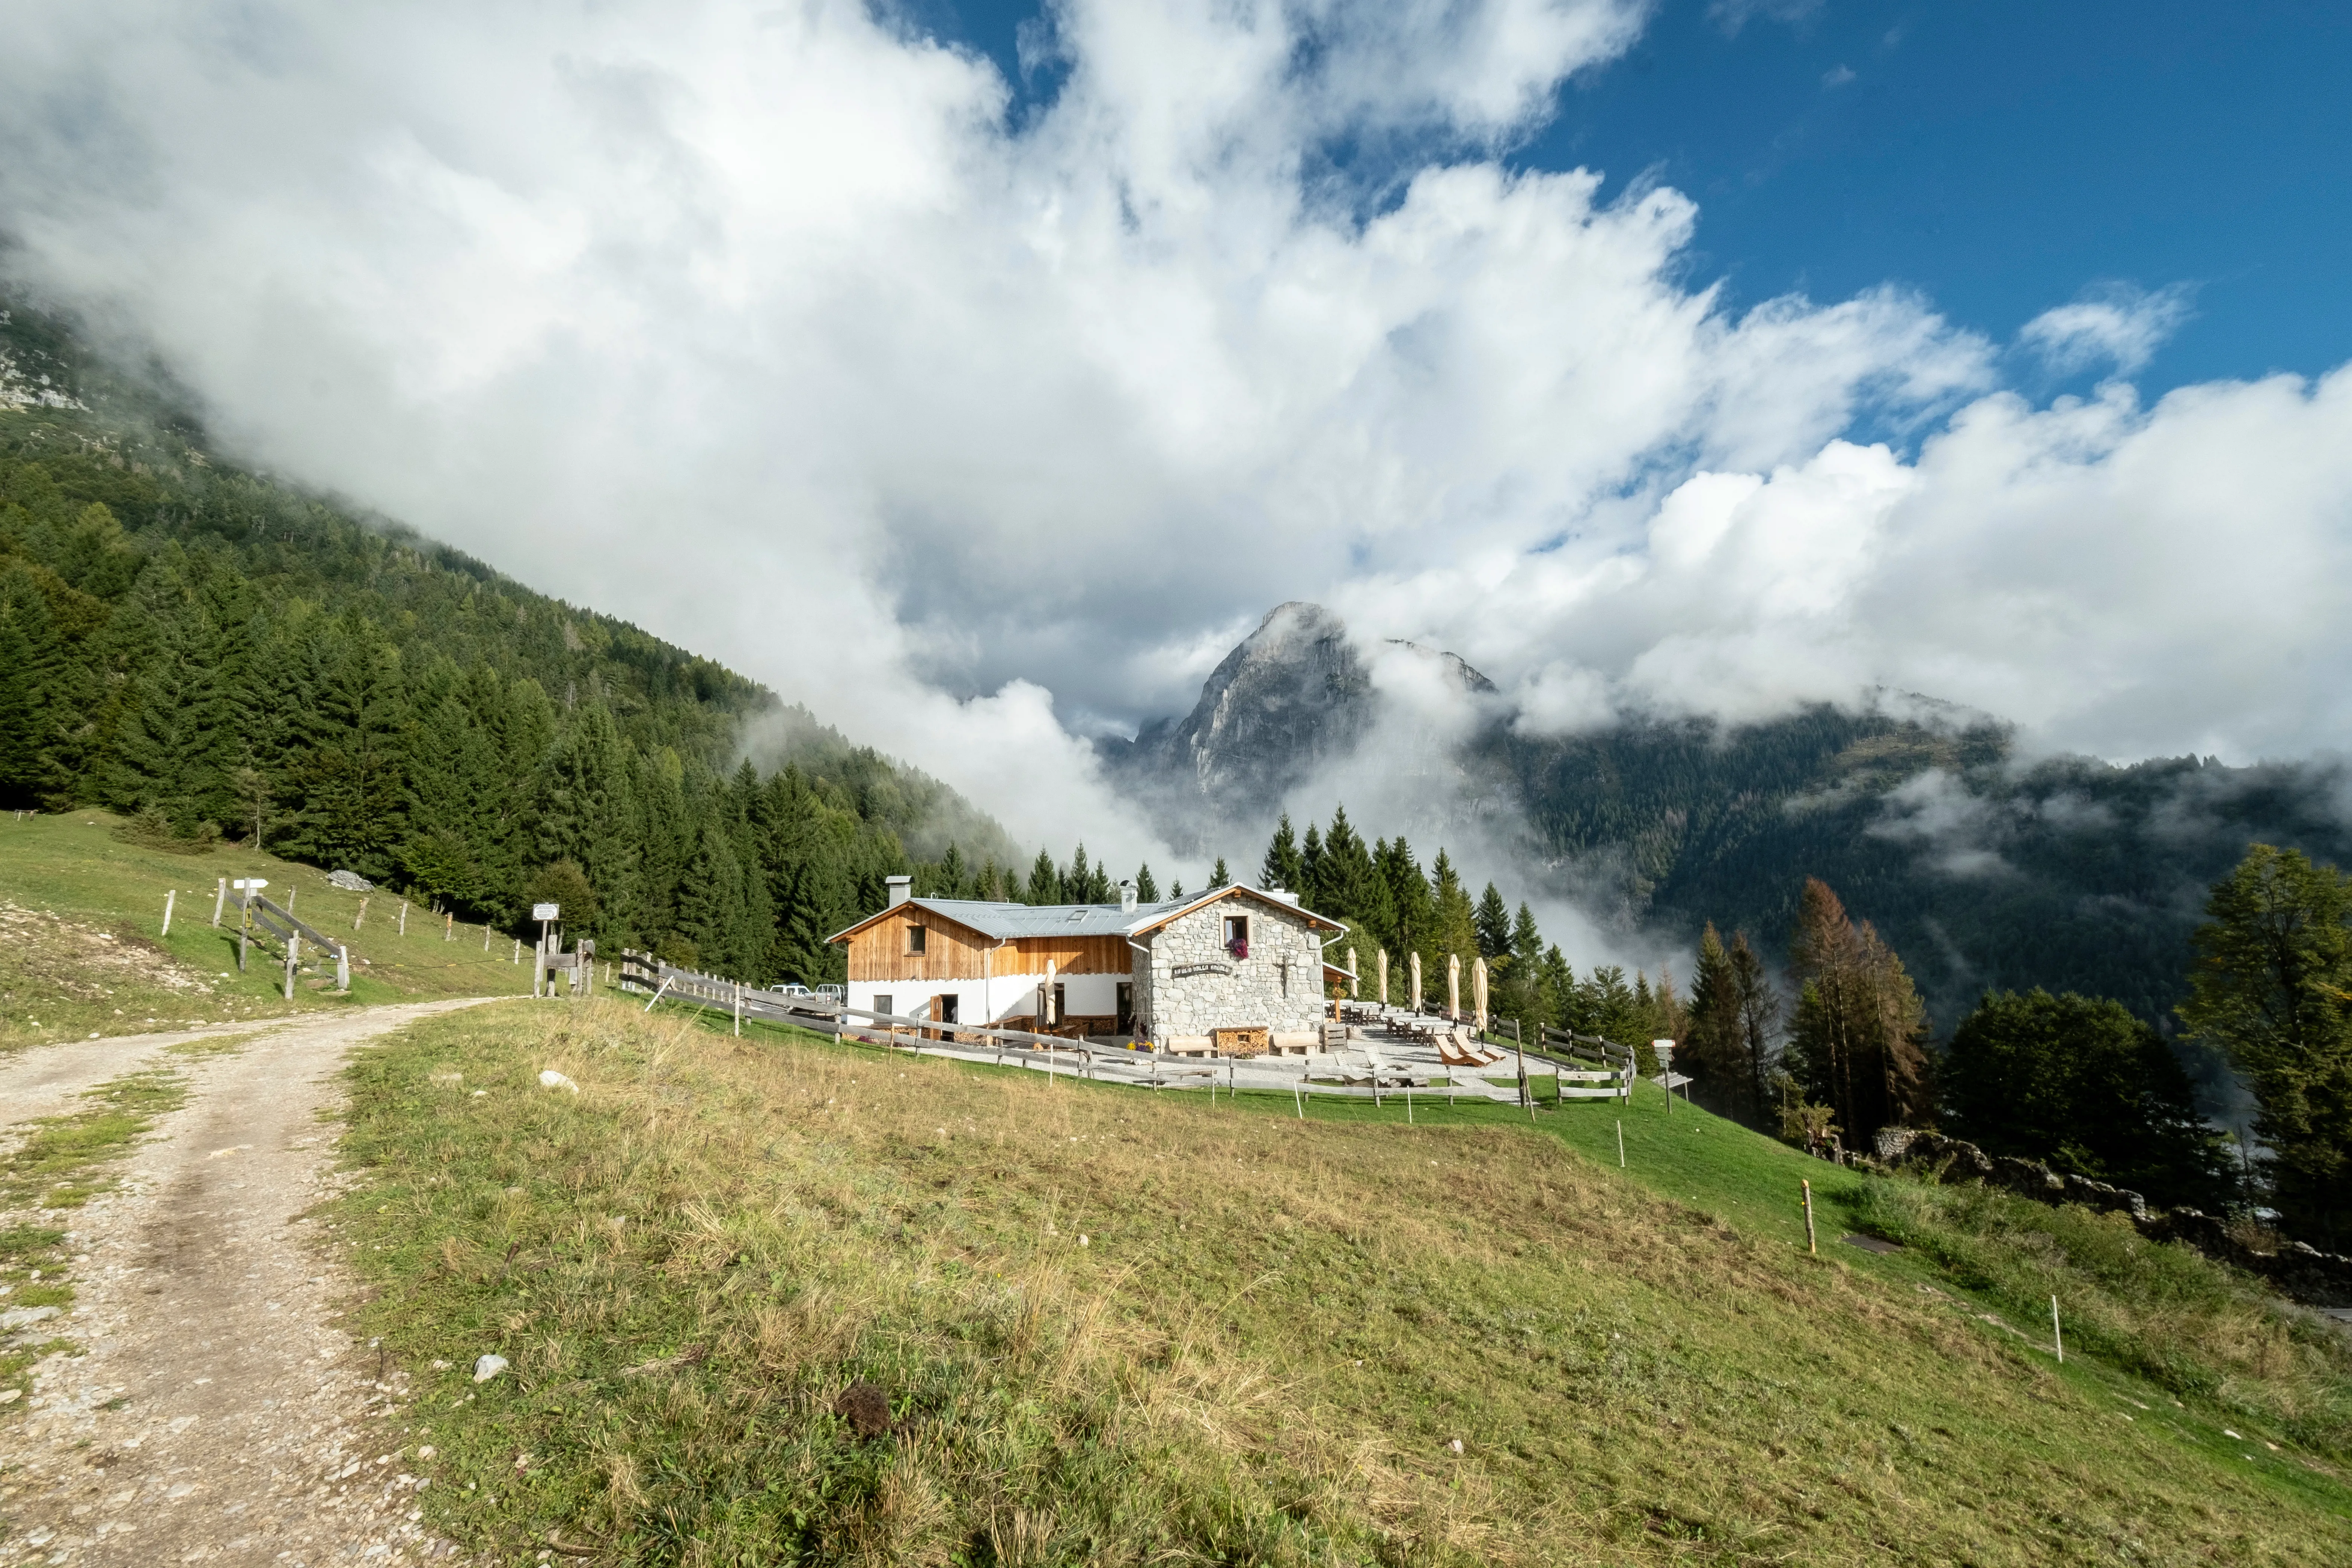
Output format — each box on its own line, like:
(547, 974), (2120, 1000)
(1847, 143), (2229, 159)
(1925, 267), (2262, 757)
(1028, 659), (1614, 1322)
(849, 971), (1130, 1028)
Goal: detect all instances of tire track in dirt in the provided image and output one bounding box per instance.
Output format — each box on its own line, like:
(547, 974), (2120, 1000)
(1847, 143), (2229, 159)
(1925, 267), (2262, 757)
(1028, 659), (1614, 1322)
(0, 999), (494, 1566)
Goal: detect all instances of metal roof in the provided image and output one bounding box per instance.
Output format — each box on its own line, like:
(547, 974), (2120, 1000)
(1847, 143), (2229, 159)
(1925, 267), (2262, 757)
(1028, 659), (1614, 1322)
(903, 898), (1185, 939)
(826, 883), (1348, 946)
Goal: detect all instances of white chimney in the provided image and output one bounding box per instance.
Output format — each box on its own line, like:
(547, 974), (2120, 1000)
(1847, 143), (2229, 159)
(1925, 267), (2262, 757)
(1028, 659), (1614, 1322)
(1118, 878), (1138, 913)
(885, 874), (912, 908)
(1268, 888), (1300, 905)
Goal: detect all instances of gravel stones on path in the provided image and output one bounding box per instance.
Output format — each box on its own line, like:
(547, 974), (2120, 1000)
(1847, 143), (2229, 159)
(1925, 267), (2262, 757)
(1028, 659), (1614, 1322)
(0, 1000), (493, 1567)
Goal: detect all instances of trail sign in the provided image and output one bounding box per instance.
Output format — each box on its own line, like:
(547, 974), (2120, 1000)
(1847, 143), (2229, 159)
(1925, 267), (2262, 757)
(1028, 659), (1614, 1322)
(233, 878), (268, 891)
(532, 902), (560, 921)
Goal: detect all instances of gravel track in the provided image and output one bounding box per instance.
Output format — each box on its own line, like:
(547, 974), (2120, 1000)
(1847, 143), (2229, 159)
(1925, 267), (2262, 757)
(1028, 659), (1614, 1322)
(0, 999), (494, 1567)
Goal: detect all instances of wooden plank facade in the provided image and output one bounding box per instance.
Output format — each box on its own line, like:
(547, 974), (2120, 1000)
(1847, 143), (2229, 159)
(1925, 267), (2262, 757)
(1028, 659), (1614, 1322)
(842, 905), (1132, 983)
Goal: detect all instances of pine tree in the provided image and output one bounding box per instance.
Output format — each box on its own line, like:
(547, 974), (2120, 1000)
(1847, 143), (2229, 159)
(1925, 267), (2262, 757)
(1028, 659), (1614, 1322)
(1474, 883), (1511, 960)
(1260, 813), (1305, 893)
(1169, 878), (1185, 900)
(1209, 857), (1230, 889)
(2178, 845), (2352, 1245)
(1134, 863), (1159, 902)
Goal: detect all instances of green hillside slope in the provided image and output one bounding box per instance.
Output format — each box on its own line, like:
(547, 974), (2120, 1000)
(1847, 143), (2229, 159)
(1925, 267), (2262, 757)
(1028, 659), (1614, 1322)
(330, 999), (2352, 1564)
(1, 809), (533, 1050)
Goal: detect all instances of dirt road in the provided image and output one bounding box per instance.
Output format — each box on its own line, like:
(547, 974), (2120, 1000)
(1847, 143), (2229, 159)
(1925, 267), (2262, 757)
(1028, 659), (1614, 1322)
(0, 999), (495, 1566)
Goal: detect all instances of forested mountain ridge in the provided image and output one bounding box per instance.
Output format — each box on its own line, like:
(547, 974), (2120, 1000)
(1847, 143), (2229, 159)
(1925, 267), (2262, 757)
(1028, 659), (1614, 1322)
(1112, 601), (2352, 1036)
(0, 297), (1020, 984)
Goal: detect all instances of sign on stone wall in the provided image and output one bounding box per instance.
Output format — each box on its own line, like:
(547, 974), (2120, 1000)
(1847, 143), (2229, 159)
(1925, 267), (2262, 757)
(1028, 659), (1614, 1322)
(1171, 962), (1234, 978)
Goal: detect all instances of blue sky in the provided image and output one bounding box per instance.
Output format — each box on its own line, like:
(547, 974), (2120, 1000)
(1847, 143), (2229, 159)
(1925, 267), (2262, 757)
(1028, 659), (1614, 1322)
(928, 0), (2352, 398)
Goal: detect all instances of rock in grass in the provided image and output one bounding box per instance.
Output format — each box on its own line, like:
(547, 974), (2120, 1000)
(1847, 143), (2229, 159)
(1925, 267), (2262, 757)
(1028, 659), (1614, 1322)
(473, 1354), (510, 1383)
(538, 1070), (579, 1093)
(833, 1381), (892, 1440)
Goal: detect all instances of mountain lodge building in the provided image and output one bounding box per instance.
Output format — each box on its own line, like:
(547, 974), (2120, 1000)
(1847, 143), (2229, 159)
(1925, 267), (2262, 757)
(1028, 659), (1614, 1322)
(828, 877), (1349, 1054)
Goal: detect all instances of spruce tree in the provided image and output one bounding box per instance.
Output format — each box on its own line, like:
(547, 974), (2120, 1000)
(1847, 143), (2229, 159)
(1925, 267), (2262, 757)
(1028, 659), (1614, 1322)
(1026, 850), (1059, 904)
(105, 562), (235, 834)
(1133, 863), (1159, 902)
(1474, 883), (1511, 959)
(535, 699), (640, 945)
(1686, 924), (1749, 1117)
(0, 562), (71, 807)
(1209, 856), (1231, 889)
(1260, 813), (1305, 893)
(1299, 824), (1324, 904)
(2178, 845), (2352, 1245)
(284, 620), (411, 881)
(1721, 931), (1780, 1115)
(678, 819), (749, 977)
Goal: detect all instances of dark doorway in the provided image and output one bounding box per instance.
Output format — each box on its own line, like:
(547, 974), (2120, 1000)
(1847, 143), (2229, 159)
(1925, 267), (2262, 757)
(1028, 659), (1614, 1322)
(935, 993), (959, 1024)
(1116, 982), (1133, 1034)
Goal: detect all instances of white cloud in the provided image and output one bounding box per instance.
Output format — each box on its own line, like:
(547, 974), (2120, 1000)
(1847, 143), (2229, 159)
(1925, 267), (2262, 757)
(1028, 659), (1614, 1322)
(0, 0), (2341, 893)
(2020, 282), (2195, 375)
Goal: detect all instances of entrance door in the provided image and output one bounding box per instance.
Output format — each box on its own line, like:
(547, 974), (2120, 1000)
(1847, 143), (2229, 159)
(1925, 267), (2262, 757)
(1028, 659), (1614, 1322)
(934, 993), (960, 1024)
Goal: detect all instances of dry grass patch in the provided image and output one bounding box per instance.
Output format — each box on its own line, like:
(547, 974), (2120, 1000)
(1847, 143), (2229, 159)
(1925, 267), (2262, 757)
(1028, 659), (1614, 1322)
(334, 1000), (2352, 1566)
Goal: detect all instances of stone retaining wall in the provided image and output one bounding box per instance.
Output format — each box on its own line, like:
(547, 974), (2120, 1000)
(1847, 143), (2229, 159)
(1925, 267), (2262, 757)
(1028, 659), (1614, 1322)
(1874, 1127), (2352, 1309)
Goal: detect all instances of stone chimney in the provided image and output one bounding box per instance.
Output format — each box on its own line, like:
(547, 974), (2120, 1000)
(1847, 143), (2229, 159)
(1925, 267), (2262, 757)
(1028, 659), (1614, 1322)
(1118, 878), (1138, 913)
(885, 874), (912, 908)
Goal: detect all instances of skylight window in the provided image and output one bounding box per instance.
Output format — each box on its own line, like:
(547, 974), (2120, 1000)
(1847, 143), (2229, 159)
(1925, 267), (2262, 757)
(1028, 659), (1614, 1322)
(1066, 908), (1087, 922)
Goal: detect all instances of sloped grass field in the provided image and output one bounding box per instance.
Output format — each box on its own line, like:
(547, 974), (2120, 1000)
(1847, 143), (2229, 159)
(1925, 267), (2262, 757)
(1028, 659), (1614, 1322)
(0, 810), (530, 1051)
(333, 1002), (2352, 1565)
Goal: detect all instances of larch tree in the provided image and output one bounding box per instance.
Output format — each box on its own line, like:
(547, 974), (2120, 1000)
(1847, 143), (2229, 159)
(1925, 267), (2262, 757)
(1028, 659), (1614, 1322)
(1786, 878), (1931, 1148)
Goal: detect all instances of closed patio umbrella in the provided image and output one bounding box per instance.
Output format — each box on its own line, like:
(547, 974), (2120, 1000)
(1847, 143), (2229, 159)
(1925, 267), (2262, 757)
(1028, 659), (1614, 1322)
(1473, 955), (1489, 1034)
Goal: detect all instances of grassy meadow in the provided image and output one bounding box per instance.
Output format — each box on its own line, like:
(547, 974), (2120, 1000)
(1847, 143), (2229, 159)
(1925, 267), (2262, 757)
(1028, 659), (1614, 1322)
(330, 1000), (2352, 1566)
(0, 809), (532, 1051)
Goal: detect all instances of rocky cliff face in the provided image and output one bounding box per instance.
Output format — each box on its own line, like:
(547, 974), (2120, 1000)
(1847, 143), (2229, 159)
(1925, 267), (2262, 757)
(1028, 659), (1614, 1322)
(1098, 602), (1497, 852)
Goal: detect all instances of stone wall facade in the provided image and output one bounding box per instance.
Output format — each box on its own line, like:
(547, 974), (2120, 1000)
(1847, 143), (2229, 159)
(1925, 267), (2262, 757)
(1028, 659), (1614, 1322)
(1136, 898), (1326, 1047)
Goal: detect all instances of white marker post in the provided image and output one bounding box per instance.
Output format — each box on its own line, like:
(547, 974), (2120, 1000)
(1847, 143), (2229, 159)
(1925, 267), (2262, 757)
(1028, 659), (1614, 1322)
(212, 877), (227, 928)
(161, 888), (175, 936)
(2052, 1296), (2064, 1364)
(231, 879), (268, 972)
(533, 903), (559, 1000)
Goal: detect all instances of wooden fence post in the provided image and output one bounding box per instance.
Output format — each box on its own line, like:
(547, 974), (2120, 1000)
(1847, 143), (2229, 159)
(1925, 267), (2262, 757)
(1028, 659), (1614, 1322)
(162, 888), (175, 936)
(2051, 1297), (2063, 1364)
(398, 900), (408, 936)
(1514, 1019), (1531, 1121)
(482, 923), (490, 951)
(286, 887), (296, 914)
(354, 896), (368, 931)
(1802, 1179), (1817, 1255)
(512, 937), (520, 965)
(336, 944), (350, 991)
(213, 877), (227, 928)
(734, 981), (743, 1037)
(284, 931), (299, 1001)
(444, 911), (453, 942)
(238, 897), (251, 972)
